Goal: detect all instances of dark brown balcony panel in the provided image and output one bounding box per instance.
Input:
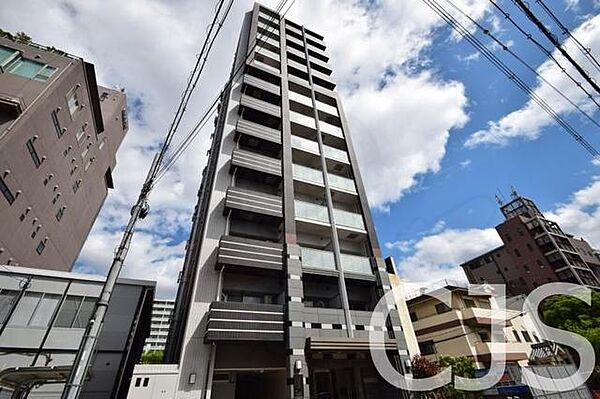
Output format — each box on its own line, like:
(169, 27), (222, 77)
(224, 186), (282, 218)
(235, 118), (281, 145)
(240, 93), (281, 117)
(216, 235), (283, 271)
(230, 148), (282, 177)
(205, 301), (284, 342)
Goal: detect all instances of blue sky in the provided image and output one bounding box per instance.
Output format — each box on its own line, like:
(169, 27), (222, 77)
(2, 0), (599, 297)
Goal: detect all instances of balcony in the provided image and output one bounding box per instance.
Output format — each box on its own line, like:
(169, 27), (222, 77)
(224, 186), (282, 218)
(309, 57), (332, 74)
(328, 173), (356, 194)
(319, 120), (343, 139)
(230, 148), (281, 177)
(243, 73), (280, 96)
(287, 46), (306, 61)
(286, 34), (304, 48)
(216, 235), (283, 272)
(205, 301), (284, 342)
(300, 247), (372, 275)
(289, 90), (313, 108)
(295, 200), (330, 226)
(240, 93), (281, 118)
(312, 69), (335, 86)
(334, 208), (365, 232)
(285, 23), (303, 37)
(290, 110), (316, 130)
(323, 144), (349, 164)
(293, 163), (324, 186)
(291, 134), (319, 156)
(236, 118), (281, 145)
(288, 59), (308, 73)
(316, 100), (338, 117)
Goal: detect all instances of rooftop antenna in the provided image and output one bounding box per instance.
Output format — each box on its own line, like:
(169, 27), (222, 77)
(495, 194), (504, 207)
(510, 185), (519, 200)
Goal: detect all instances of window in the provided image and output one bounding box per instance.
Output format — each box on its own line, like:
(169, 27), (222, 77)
(67, 88), (80, 117)
(3, 54), (56, 81)
(76, 127), (85, 144)
(143, 377), (149, 387)
(36, 240), (45, 255)
(463, 298), (476, 308)
(435, 303), (451, 314)
(26, 139), (42, 168)
(56, 207), (65, 222)
(418, 340), (436, 355)
(72, 298), (95, 328)
(0, 45), (19, 65)
(0, 176), (15, 205)
(8, 292), (42, 326)
(121, 109), (128, 130)
(73, 180), (81, 194)
(409, 312), (418, 322)
(512, 330), (521, 342)
(29, 294), (60, 327)
(134, 378), (142, 387)
(54, 295), (82, 327)
(522, 331), (532, 343)
(478, 331), (491, 342)
(0, 290), (19, 324)
(100, 92), (109, 101)
(51, 110), (63, 137)
(478, 299), (491, 309)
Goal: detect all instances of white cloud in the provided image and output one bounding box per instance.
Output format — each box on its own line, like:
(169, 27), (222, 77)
(465, 14), (600, 148)
(396, 227), (502, 284)
(545, 177), (600, 248)
(385, 240), (416, 253)
(0, 0), (492, 295)
(460, 159), (472, 168)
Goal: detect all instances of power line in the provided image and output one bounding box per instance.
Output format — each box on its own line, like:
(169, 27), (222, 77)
(61, 1), (234, 397)
(513, 0), (600, 97)
(536, 0), (600, 75)
(420, 0), (600, 160)
(443, 0), (600, 130)
(487, 0), (600, 110)
(153, 0), (296, 184)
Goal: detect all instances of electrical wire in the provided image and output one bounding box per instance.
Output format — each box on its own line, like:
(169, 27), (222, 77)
(421, 0), (600, 161)
(443, 0), (600, 130)
(153, 0), (297, 185)
(488, 0), (600, 110)
(536, 0), (600, 75)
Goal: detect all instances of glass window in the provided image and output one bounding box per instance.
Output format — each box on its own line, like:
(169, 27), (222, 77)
(29, 294), (61, 327)
(418, 340), (436, 355)
(0, 45), (19, 66)
(435, 303), (451, 314)
(463, 298), (476, 308)
(76, 127), (85, 144)
(134, 378), (141, 387)
(143, 378), (149, 387)
(522, 330), (532, 343)
(36, 241), (45, 255)
(26, 139), (41, 168)
(51, 110), (62, 137)
(0, 176), (15, 205)
(67, 89), (80, 117)
(54, 295), (82, 327)
(5, 58), (55, 81)
(512, 330), (521, 342)
(73, 297), (95, 328)
(0, 290), (19, 324)
(8, 292), (42, 326)
(478, 331), (491, 342)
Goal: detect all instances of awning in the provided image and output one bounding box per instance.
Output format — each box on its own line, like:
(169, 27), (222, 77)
(306, 337), (399, 352)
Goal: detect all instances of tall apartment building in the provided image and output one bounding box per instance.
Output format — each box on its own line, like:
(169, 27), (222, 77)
(0, 35), (128, 271)
(163, 4), (411, 398)
(144, 299), (175, 352)
(461, 190), (600, 297)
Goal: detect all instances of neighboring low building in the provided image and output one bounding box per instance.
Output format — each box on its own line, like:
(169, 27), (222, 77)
(461, 190), (600, 297)
(405, 280), (537, 369)
(0, 35), (129, 271)
(0, 265), (154, 398)
(144, 299), (175, 352)
(126, 364), (179, 399)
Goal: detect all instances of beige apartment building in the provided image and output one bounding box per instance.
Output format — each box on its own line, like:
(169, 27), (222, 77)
(406, 280), (539, 369)
(0, 35), (128, 270)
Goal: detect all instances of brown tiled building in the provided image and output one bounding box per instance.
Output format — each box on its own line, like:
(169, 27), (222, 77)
(0, 36), (128, 271)
(461, 191), (600, 297)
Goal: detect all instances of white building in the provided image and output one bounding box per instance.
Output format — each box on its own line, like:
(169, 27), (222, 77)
(144, 299), (175, 352)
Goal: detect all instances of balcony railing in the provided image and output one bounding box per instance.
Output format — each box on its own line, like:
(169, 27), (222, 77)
(340, 253), (372, 275)
(316, 100), (338, 116)
(323, 145), (349, 164)
(333, 208), (365, 230)
(288, 59), (308, 73)
(224, 186), (282, 218)
(293, 163), (323, 186)
(216, 235), (283, 271)
(291, 134), (319, 155)
(301, 247), (335, 271)
(319, 121), (343, 138)
(240, 93), (281, 117)
(236, 118), (281, 145)
(328, 173), (356, 194)
(230, 148), (281, 177)
(290, 110), (316, 130)
(205, 301), (284, 342)
(288, 90), (313, 107)
(243, 73), (280, 96)
(256, 45), (280, 61)
(295, 200), (329, 224)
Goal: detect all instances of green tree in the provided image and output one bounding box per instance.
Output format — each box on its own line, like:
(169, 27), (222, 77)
(438, 356), (478, 398)
(14, 32), (31, 44)
(140, 350), (163, 364)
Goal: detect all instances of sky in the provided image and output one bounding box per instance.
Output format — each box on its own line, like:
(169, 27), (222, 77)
(1, 0), (600, 298)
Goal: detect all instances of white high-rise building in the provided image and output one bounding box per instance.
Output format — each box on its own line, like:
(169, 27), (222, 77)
(144, 299), (175, 352)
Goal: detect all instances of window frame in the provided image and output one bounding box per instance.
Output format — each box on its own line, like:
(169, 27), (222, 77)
(26, 139), (42, 168)
(0, 176), (15, 205)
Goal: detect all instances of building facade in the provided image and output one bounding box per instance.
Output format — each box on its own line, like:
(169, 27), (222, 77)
(144, 299), (175, 352)
(461, 191), (600, 297)
(0, 35), (128, 271)
(164, 4), (411, 399)
(405, 280), (538, 369)
(0, 265), (154, 398)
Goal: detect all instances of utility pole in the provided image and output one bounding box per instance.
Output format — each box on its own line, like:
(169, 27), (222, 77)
(513, 0), (600, 97)
(61, 155), (159, 399)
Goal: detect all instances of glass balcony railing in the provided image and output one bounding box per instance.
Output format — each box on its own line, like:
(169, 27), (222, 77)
(289, 91), (313, 107)
(323, 145), (349, 163)
(295, 200), (329, 224)
(290, 111), (316, 129)
(291, 135), (319, 155)
(316, 100), (338, 116)
(333, 208), (365, 230)
(340, 253), (372, 275)
(300, 247), (336, 270)
(327, 173), (356, 193)
(319, 121), (343, 138)
(293, 164), (323, 186)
